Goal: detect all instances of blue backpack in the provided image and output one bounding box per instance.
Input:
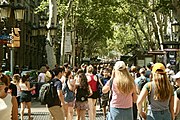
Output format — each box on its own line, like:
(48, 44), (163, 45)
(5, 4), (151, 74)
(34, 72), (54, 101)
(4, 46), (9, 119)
(63, 80), (75, 102)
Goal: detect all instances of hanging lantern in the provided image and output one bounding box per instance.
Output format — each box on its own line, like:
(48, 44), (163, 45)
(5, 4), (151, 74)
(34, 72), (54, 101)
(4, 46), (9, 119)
(14, 3), (25, 21)
(0, 1), (11, 18)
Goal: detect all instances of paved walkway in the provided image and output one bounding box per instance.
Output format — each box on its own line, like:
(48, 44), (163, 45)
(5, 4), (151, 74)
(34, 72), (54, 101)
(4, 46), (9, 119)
(21, 99), (104, 120)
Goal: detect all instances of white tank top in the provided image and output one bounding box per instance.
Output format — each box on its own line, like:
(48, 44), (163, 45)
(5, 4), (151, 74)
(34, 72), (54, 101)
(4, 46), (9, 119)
(0, 94), (12, 120)
(16, 85), (21, 97)
(19, 83), (28, 91)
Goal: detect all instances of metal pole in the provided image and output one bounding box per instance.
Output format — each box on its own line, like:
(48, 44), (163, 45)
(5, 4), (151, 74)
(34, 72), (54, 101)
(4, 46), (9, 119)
(10, 47), (14, 75)
(2, 44), (6, 71)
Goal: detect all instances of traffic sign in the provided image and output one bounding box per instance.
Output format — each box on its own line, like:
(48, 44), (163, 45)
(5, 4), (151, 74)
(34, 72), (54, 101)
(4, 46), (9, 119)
(0, 35), (11, 40)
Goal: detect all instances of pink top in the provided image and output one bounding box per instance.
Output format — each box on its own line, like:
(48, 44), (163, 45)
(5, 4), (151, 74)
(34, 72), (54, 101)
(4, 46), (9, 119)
(106, 80), (133, 108)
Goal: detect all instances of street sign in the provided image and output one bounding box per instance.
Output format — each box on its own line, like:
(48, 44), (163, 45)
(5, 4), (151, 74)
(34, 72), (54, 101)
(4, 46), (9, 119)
(0, 35), (12, 44)
(0, 35), (11, 40)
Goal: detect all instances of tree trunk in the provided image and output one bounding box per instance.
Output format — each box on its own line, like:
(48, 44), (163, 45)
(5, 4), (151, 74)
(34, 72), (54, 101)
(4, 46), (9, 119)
(61, 0), (73, 65)
(46, 0), (57, 69)
(154, 12), (164, 50)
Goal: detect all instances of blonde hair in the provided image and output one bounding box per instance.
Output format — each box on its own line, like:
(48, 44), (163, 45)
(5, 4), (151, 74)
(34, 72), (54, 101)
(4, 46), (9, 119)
(13, 74), (20, 83)
(152, 72), (173, 101)
(40, 66), (47, 73)
(115, 68), (134, 94)
(86, 65), (93, 73)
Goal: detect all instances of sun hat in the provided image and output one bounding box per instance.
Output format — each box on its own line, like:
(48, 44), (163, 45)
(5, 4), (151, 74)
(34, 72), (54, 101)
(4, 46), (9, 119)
(172, 71), (180, 79)
(114, 61), (126, 70)
(152, 63), (165, 73)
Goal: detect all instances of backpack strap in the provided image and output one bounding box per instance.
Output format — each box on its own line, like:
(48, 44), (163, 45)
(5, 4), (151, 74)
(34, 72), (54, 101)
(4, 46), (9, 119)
(109, 78), (114, 90)
(147, 82), (152, 93)
(147, 82), (152, 105)
(108, 78), (114, 110)
(109, 78), (114, 99)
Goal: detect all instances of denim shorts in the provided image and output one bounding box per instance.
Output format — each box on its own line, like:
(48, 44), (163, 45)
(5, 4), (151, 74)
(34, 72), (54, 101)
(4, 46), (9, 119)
(147, 109), (171, 120)
(20, 91), (31, 102)
(107, 107), (133, 120)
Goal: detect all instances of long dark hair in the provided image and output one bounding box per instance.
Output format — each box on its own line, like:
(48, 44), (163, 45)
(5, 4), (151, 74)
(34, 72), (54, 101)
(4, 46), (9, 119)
(78, 73), (88, 90)
(21, 74), (29, 83)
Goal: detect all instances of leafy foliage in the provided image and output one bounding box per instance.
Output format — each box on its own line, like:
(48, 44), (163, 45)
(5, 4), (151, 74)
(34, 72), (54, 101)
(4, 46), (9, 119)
(35, 0), (179, 59)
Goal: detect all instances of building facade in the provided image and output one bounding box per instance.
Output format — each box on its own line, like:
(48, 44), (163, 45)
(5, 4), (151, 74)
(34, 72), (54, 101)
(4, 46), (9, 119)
(0, 0), (47, 71)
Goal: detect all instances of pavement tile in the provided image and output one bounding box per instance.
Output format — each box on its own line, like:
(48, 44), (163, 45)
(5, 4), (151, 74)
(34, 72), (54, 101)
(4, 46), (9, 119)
(21, 99), (105, 120)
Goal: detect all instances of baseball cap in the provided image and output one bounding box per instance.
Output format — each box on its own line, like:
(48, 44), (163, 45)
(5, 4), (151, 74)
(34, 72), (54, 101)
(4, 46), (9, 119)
(166, 63), (171, 68)
(147, 62), (154, 69)
(114, 61), (126, 70)
(172, 71), (180, 79)
(152, 63), (165, 73)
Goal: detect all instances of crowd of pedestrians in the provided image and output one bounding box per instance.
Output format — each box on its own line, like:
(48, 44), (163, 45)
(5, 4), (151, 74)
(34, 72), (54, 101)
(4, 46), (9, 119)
(0, 61), (180, 120)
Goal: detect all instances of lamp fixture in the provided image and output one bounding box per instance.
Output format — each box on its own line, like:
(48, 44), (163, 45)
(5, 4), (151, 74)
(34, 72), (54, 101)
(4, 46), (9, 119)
(171, 21), (179, 33)
(13, 3), (25, 21)
(0, 1), (11, 18)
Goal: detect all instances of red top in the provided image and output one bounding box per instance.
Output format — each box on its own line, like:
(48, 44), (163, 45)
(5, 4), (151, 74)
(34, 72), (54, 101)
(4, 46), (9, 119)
(88, 75), (98, 92)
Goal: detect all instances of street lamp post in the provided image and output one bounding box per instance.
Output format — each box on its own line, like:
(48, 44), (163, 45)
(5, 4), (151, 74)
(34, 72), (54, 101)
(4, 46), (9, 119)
(0, 1), (11, 71)
(38, 14), (49, 66)
(0, 1), (25, 74)
(167, 21), (180, 72)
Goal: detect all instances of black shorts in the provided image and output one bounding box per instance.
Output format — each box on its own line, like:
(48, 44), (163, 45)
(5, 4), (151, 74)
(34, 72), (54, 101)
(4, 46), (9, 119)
(88, 91), (98, 99)
(20, 91), (31, 102)
(101, 100), (108, 107)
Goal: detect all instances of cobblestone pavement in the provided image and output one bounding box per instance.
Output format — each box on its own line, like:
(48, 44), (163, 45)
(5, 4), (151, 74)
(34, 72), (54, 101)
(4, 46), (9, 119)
(21, 99), (105, 120)
(23, 110), (104, 120)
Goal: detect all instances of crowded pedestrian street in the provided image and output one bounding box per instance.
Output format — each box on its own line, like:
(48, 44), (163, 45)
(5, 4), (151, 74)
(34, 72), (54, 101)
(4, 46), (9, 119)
(1, 0), (180, 120)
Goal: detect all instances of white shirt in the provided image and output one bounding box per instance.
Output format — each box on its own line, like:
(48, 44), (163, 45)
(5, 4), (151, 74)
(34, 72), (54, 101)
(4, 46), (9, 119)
(19, 83), (28, 91)
(38, 73), (46, 83)
(0, 94), (12, 120)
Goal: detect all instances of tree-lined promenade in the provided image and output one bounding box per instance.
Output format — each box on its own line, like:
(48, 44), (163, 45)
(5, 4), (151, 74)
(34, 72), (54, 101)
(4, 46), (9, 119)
(34, 0), (180, 67)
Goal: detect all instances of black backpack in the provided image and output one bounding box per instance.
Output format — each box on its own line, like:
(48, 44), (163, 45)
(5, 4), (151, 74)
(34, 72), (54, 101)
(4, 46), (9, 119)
(39, 80), (58, 105)
(138, 76), (147, 91)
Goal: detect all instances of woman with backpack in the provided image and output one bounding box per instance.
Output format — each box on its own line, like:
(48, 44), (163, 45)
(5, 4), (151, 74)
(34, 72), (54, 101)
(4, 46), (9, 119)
(63, 70), (76, 120)
(75, 73), (92, 120)
(137, 63), (174, 120)
(102, 61), (137, 120)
